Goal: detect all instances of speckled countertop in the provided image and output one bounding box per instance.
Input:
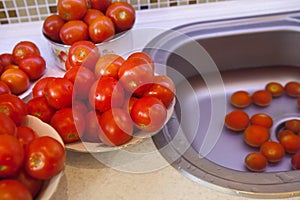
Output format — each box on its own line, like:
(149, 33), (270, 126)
(2, 0), (300, 199)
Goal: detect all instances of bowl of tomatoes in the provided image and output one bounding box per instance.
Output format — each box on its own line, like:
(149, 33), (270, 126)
(42, 0), (135, 71)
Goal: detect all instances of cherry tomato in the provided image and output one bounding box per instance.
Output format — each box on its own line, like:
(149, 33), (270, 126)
(250, 113), (273, 129)
(106, 2), (135, 33)
(291, 152), (300, 170)
(12, 41), (40, 64)
(284, 81), (300, 97)
(118, 57), (154, 96)
(0, 112), (17, 136)
(50, 108), (85, 143)
(42, 14), (65, 43)
(130, 96), (167, 132)
(0, 134), (24, 178)
(0, 53), (14, 67)
(59, 20), (89, 45)
(67, 40), (100, 69)
(17, 126), (37, 149)
(1, 68), (30, 95)
(279, 130), (300, 154)
(83, 110), (102, 142)
(94, 53), (125, 79)
(127, 52), (154, 68)
(90, 0), (112, 12)
(244, 152), (267, 172)
(44, 77), (73, 109)
(0, 179), (32, 200)
(25, 136), (66, 180)
(64, 65), (96, 100)
(265, 82), (284, 97)
(230, 90), (252, 108)
(243, 125), (270, 147)
(98, 108), (133, 146)
(83, 8), (104, 25)
(57, 0), (88, 21)
(260, 141), (285, 163)
(252, 90), (272, 107)
(32, 77), (55, 98)
(88, 16), (115, 43)
(89, 76), (125, 112)
(0, 80), (11, 95)
(18, 54), (46, 81)
(224, 110), (249, 131)
(285, 119), (300, 133)
(123, 96), (138, 114)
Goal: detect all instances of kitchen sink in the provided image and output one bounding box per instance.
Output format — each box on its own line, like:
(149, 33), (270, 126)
(145, 12), (300, 198)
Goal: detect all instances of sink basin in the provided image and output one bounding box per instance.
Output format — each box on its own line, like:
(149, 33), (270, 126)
(145, 11), (300, 198)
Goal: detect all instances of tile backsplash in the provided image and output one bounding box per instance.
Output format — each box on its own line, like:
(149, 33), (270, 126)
(0, 0), (224, 24)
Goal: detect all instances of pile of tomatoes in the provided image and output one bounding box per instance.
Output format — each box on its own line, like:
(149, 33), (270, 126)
(0, 94), (65, 199)
(0, 41), (46, 95)
(27, 40), (175, 146)
(43, 0), (135, 45)
(225, 81), (300, 172)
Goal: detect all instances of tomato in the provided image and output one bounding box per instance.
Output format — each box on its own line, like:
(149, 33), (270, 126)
(130, 96), (167, 132)
(265, 82), (284, 97)
(230, 90), (252, 108)
(0, 94), (28, 126)
(25, 136), (66, 180)
(250, 113), (273, 129)
(83, 110), (102, 142)
(57, 0), (88, 21)
(285, 119), (300, 133)
(0, 80), (11, 95)
(18, 54), (46, 81)
(284, 81), (300, 97)
(0, 53), (14, 67)
(278, 130), (300, 154)
(83, 8), (104, 25)
(42, 14), (65, 43)
(0, 112), (17, 136)
(59, 20), (89, 45)
(260, 141), (285, 163)
(90, 0), (112, 12)
(123, 96), (138, 114)
(243, 125), (270, 147)
(32, 77), (55, 98)
(244, 152), (267, 172)
(106, 2), (135, 33)
(94, 53), (125, 79)
(67, 40), (100, 69)
(65, 56), (73, 71)
(12, 41), (40, 64)
(17, 126), (37, 148)
(0, 134), (24, 178)
(118, 57), (154, 96)
(291, 152), (300, 170)
(127, 52), (154, 67)
(98, 108), (133, 146)
(251, 90), (272, 107)
(44, 77), (73, 109)
(1, 68), (30, 95)
(72, 100), (89, 115)
(50, 108), (85, 143)
(89, 76), (125, 112)
(64, 65), (96, 100)
(224, 110), (249, 131)
(143, 75), (175, 108)
(88, 15), (115, 43)
(0, 179), (32, 200)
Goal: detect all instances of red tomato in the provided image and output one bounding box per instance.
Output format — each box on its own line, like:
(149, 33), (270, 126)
(67, 40), (100, 69)
(50, 108), (85, 143)
(59, 20), (89, 45)
(127, 52), (154, 70)
(90, 0), (112, 12)
(64, 65), (96, 100)
(279, 130), (300, 154)
(98, 108), (133, 146)
(118, 57), (154, 96)
(12, 41), (40, 64)
(32, 77), (55, 98)
(17, 126), (37, 148)
(0, 53), (14, 67)
(89, 76), (125, 112)
(0, 179), (32, 200)
(123, 96), (138, 114)
(25, 136), (66, 180)
(83, 8), (104, 25)
(1, 68), (30, 95)
(0, 112), (17, 136)
(0, 80), (11, 95)
(0, 134), (24, 178)
(130, 96), (167, 132)
(18, 54), (46, 81)
(94, 53), (125, 79)
(88, 16), (115, 43)
(83, 110), (102, 142)
(243, 125), (270, 147)
(42, 14), (65, 43)
(72, 100), (89, 115)
(143, 75), (175, 108)
(260, 141), (285, 163)
(44, 77), (73, 109)
(57, 0), (88, 21)
(106, 2), (135, 33)
(244, 152), (267, 172)
(291, 152), (300, 170)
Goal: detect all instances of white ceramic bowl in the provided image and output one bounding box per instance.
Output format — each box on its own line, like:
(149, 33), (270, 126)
(44, 30), (133, 71)
(23, 115), (64, 200)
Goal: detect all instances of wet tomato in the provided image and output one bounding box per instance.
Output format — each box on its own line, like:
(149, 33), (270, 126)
(88, 16), (115, 43)
(260, 141), (285, 163)
(250, 113), (273, 129)
(278, 130), (300, 154)
(1, 68), (30, 95)
(291, 152), (300, 170)
(0, 53), (14, 67)
(83, 111), (102, 142)
(27, 96), (56, 123)
(106, 2), (135, 33)
(94, 53), (125, 79)
(243, 125), (270, 147)
(83, 8), (104, 25)
(59, 20), (89, 45)
(16, 126), (37, 148)
(252, 90), (272, 107)
(244, 152), (267, 172)
(230, 90), (252, 108)
(90, 0), (112, 12)
(224, 109), (249, 131)
(25, 136), (66, 180)
(0, 80), (11, 95)
(12, 41), (40, 64)
(284, 81), (300, 97)
(0, 112), (17, 136)
(265, 82), (284, 97)
(18, 54), (46, 81)
(285, 119), (300, 133)
(42, 14), (65, 43)
(0, 179), (32, 200)
(57, 0), (88, 21)
(32, 77), (55, 98)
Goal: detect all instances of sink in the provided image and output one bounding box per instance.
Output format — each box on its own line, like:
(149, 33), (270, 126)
(145, 11), (300, 198)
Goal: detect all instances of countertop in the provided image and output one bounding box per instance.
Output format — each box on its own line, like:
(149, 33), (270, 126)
(2, 0), (300, 199)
